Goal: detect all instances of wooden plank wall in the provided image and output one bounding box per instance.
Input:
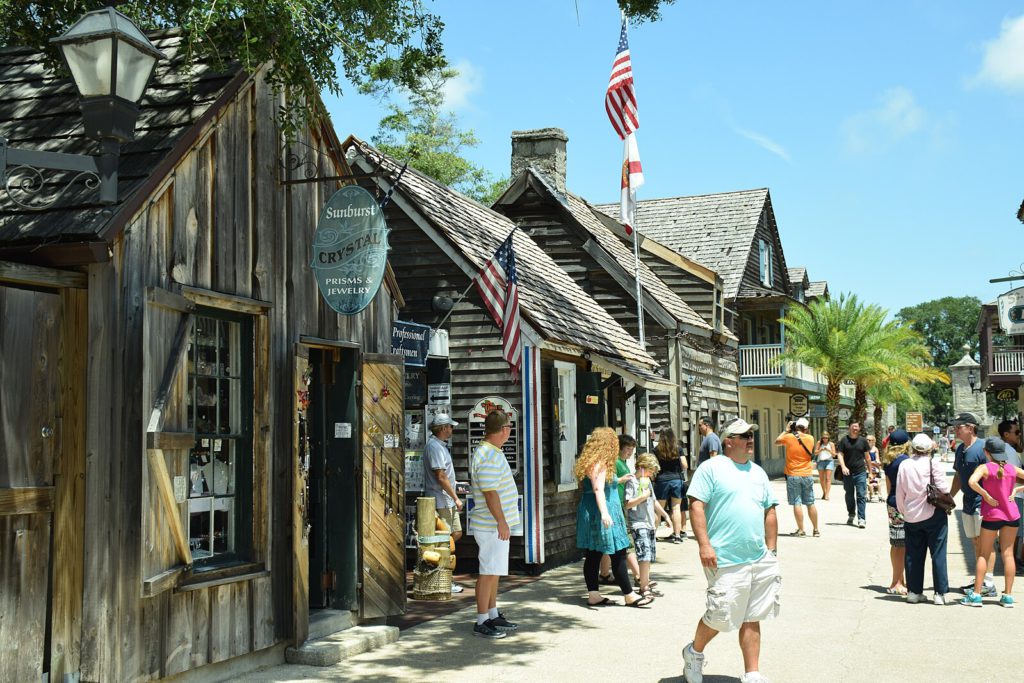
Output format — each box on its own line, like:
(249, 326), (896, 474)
(499, 191), (682, 448)
(79, 69), (397, 682)
(0, 286), (61, 682)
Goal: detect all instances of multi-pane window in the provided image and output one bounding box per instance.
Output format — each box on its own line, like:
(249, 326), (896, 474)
(759, 239), (773, 288)
(187, 311), (253, 565)
(554, 362), (577, 485)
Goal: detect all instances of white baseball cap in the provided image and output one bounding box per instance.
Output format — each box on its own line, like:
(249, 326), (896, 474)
(721, 418), (759, 438)
(795, 417), (809, 429)
(911, 433), (934, 453)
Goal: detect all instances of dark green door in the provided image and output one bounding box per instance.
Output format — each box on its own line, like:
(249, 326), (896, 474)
(576, 371), (605, 448)
(307, 348), (359, 609)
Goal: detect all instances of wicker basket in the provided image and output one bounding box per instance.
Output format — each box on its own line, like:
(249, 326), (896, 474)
(412, 562), (452, 601)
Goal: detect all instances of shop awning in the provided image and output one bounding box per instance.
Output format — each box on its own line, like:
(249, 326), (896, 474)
(590, 354), (676, 393)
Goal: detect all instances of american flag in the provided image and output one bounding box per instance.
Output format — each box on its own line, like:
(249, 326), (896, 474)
(606, 16), (639, 140)
(620, 132), (644, 235)
(475, 234), (522, 377)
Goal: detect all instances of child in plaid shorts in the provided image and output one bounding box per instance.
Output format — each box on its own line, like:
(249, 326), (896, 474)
(625, 453), (666, 598)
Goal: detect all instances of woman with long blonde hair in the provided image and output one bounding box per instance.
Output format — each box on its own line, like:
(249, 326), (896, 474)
(654, 427), (689, 542)
(881, 430), (911, 595)
(575, 427), (652, 607)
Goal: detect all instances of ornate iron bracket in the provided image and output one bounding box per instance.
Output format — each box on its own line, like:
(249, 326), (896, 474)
(0, 137), (117, 210)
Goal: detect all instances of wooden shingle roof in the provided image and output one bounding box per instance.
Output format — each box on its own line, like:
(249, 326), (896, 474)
(787, 267), (807, 286)
(345, 137), (659, 370)
(595, 188), (769, 300)
(564, 190), (713, 334)
(806, 280), (829, 299)
(0, 32), (244, 260)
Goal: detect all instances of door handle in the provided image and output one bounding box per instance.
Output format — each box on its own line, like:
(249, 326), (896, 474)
(41, 426), (53, 439)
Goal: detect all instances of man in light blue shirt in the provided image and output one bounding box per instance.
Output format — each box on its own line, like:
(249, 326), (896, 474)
(423, 413), (464, 594)
(682, 418), (779, 683)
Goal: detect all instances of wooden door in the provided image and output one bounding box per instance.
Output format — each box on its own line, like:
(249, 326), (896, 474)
(0, 285), (62, 682)
(359, 353), (405, 619)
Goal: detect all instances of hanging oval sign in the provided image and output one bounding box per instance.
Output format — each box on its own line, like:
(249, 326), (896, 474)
(310, 185), (388, 315)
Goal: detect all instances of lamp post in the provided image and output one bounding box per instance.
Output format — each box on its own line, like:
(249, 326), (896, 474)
(0, 7), (163, 208)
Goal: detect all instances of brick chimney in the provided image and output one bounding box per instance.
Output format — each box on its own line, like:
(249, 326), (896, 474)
(510, 128), (568, 196)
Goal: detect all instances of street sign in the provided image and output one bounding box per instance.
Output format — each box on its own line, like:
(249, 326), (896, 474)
(789, 394), (809, 417)
(906, 411), (923, 433)
(932, 426), (940, 435)
(810, 404), (827, 418)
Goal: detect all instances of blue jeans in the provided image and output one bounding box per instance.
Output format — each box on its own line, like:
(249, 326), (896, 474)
(843, 471), (867, 520)
(903, 509), (949, 595)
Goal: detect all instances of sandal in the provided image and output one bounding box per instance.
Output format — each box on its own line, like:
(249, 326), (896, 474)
(812, 529), (820, 537)
(642, 587), (664, 598)
(587, 597), (616, 606)
(790, 530), (807, 537)
(625, 595), (654, 608)
(598, 574), (616, 586)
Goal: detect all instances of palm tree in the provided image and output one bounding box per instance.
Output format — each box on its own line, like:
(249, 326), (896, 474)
(851, 320), (949, 427)
(777, 294), (887, 436)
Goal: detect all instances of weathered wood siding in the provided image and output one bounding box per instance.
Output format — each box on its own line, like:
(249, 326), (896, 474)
(80, 69), (396, 682)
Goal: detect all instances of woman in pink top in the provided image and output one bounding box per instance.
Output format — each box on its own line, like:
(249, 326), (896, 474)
(963, 437), (1024, 608)
(895, 434), (951, 605)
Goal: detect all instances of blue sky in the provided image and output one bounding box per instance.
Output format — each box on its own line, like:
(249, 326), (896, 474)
(323, 1), (1024, 316)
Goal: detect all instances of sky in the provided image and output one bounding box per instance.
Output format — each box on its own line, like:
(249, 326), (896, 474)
(322, 1), (1024, 316)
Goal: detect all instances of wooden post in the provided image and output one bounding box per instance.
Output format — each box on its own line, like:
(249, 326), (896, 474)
(415, 497), (436, 538)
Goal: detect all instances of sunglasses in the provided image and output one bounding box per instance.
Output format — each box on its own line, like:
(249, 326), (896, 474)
(730, 432), (755, 440)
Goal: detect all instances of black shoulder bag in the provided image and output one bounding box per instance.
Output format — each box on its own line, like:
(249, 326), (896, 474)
(926, 462), (956, 515)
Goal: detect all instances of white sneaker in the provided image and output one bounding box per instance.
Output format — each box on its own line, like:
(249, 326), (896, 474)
(933, 593), (946, 606)
(856, 518), (865, 528)
(682, 642), (705, 683)
(740, 673), (771, 683)
(907, 592), (923, 604)
(450, 583), (465, 594)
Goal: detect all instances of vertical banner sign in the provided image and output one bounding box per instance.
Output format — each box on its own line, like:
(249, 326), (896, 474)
(468, 397), (520, 474)
(311, 185), (388, 315)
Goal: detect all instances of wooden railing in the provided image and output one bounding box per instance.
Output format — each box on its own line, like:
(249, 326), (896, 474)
(739, 343), (854, 397)
(992, 347), (1024, 374)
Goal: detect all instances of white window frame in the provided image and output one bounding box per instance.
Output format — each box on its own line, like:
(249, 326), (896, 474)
(554, 361), (578, 491)
(759, 239), (773, 288)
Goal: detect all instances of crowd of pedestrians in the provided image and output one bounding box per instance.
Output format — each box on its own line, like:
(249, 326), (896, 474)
(456, 405), (1024, 679)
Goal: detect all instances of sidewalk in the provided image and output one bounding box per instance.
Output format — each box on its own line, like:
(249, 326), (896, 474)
(248, 472), (1016, 682)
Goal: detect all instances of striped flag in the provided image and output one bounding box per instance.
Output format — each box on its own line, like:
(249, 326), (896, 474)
(605, 15), (639, 140)
(620, 132), (644, 235)
(474, 234), (522, 377)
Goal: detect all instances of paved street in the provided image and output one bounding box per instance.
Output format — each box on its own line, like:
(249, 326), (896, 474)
(248, 470), (1016, 682)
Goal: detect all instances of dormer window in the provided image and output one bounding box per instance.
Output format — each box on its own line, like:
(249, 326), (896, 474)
(759, 239), (773, 288)
(794, 284), (804, 303)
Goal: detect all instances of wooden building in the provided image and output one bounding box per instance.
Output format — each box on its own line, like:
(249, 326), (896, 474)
(598, 189), (851, 474)
(1, 34), (407, 682)
(494, 129), (739, 454)
(344, 137), (664, 569)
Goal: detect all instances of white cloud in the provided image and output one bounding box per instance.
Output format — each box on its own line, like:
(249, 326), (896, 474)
(734, 127), (791, 162)
(442, 60), (483, 111)
(842, 87), (925, 155)
(974, 15), (1024, 90)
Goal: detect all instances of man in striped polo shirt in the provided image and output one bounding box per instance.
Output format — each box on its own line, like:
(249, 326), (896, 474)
(470, 410), (521, 639)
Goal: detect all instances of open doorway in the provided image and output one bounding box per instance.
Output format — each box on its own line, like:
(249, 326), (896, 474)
(306, 347), (360, 611)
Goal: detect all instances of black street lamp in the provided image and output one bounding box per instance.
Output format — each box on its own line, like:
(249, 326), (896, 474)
(0, 7), (163, 208)
(967, 369), (982, 394)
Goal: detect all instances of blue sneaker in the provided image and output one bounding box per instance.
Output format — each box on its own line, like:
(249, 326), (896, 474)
(1000, 595), (1015, 608)
(959, 590), (983, 607)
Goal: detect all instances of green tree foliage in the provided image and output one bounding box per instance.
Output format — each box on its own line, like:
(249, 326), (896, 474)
(372, 67), (507, 204)
(896, 296), (982, 421)
(616, 0), (677, 22)
(0, 0), (447, 136)
(779, 293), (947, 437)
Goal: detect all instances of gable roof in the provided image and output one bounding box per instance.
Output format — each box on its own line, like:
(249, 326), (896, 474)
(496, 168), (716, 336)
(344, 137), (659, 371)
(787, 267), (807, 287)
(594, 188), (772, 299)
(0, 32), (245, 263)
(806, 280), (829, 299)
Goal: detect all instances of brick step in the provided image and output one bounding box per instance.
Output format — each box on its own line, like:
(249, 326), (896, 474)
(284, 625), (399, 667)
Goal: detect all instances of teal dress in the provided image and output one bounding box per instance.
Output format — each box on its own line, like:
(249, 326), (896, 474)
(576, 481), (631, 553)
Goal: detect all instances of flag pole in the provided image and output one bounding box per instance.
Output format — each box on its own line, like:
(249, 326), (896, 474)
(435, 227), (518, 330)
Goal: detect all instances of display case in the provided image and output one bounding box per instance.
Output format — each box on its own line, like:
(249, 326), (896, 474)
(186, 315), (245, 562)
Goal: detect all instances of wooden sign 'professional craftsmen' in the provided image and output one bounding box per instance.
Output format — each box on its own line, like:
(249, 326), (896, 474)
(311, 185), (388, 314)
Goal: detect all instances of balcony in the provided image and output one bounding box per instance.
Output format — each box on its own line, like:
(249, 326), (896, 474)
(739, 343), (854, 397)
(984, 346), (1024, 389)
